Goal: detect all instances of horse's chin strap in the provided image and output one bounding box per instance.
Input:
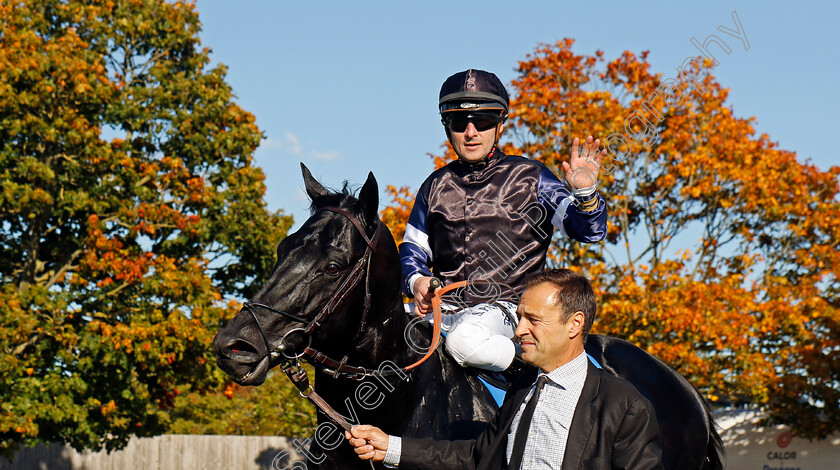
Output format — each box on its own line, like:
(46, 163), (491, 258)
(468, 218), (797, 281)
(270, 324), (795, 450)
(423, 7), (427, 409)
(302, 346), (412, 380)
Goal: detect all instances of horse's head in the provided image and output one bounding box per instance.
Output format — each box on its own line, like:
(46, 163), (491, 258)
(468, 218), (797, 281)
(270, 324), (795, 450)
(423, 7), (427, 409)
(213, 163), (401, 385)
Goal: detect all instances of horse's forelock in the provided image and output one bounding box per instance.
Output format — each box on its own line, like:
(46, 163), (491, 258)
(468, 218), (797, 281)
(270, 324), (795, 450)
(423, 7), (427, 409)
(308, 181), (377, 228)
(308, 181), (355, 213)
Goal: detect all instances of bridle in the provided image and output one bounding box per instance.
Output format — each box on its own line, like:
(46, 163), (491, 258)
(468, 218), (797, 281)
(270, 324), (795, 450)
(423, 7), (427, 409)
(238, 204), (423, 442)
(242, 205), (386, 380)
(239, 205), (446, 439)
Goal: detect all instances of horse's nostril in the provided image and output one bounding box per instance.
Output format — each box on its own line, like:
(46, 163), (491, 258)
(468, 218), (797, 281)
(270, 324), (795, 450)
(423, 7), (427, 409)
(229, 340), (258, 356)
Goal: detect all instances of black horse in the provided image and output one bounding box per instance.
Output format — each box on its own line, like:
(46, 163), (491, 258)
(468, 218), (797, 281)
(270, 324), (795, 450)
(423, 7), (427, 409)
(213, 165), (724, 469)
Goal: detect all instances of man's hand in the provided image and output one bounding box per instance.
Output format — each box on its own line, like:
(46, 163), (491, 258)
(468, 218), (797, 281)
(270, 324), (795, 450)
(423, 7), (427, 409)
(563, 136), (607, 190)
(412, 276), (435, 314)
(345, 425), (390, 462)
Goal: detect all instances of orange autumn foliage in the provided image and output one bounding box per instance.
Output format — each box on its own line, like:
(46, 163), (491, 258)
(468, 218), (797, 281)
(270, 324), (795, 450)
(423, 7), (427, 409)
(384, 39), (840, 438)
(380, 185), (414, 244)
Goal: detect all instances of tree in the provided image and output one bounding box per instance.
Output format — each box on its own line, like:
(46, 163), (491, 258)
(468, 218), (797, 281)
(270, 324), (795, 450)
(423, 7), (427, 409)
(383, 39), (840, 438)
(169, 369), (317, 437)
(0, 0), (293, 456)
(380, 185), (414, 245)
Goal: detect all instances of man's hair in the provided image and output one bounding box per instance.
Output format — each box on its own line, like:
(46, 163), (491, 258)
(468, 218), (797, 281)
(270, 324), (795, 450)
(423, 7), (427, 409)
(522, 269), (597, 339)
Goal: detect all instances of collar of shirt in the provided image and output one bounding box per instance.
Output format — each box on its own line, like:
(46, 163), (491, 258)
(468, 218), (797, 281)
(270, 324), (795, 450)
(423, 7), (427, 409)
(545, 351), (588, 388)
(541, 352), (588, 425)
(454, 147), (504, 178)
(505, 351), (589, 469)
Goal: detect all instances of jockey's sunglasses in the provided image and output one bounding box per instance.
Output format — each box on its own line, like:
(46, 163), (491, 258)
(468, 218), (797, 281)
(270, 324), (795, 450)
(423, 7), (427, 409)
(442, 112), (505, 133)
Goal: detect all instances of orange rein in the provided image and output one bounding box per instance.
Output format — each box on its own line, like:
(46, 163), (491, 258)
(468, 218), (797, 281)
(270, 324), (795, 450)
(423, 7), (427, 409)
(403, 280), (471, 371)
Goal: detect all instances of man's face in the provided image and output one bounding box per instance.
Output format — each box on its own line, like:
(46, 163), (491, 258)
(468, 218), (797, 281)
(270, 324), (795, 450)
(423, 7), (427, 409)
(514, 282), (584, 373)
(444, 112), (503, 163)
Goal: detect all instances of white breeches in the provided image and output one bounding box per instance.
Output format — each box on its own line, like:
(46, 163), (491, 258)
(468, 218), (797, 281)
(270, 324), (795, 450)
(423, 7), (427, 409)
(406, 301), (518, 372)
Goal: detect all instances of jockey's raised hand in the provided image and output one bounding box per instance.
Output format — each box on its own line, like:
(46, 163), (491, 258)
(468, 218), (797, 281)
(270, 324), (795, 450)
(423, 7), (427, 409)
(563, 135), (607, 191)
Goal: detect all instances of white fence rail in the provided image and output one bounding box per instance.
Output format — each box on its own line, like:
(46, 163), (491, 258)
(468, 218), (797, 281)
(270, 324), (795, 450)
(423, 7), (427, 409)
(0, 435), (306, 470)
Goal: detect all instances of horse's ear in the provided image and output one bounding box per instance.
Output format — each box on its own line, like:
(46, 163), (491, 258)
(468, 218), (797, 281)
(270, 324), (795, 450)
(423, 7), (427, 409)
(358, 171), (379, 229)
(301, 163), (328, 202)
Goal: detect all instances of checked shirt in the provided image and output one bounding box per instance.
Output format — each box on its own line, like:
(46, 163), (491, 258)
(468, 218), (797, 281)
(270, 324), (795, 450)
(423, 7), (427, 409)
(505, 351), (589, 469)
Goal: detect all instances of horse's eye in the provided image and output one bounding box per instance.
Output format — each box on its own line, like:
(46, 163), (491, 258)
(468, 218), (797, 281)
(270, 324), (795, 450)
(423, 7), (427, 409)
(325, 263), (341, 276)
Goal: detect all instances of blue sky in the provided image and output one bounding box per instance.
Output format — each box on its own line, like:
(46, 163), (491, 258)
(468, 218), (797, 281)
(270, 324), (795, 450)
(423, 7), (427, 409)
(195, 0), (839, 230)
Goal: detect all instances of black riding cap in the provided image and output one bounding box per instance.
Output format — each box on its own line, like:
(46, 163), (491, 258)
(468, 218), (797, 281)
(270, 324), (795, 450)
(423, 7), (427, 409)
(439, 69), (509, 115)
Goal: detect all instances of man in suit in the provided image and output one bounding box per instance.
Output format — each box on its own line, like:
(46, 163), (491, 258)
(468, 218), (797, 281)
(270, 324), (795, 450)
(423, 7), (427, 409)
(346, 268), (664, 469)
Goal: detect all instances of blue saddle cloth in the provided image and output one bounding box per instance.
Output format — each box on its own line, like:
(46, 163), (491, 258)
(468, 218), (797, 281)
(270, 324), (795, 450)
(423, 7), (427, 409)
(478, 354), (603, 407)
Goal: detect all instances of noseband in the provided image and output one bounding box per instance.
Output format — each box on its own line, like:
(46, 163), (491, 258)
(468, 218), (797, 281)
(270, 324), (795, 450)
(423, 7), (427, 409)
(242, 206), (384, 379)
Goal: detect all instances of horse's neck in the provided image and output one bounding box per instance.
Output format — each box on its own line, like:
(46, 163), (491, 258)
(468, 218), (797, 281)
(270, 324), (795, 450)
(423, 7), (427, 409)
(353, 238), (419, 367)
(357, 295), (419, 366)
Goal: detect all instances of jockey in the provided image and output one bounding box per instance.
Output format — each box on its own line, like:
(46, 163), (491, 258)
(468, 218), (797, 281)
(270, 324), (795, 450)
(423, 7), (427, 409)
(400, 69), (609, 373)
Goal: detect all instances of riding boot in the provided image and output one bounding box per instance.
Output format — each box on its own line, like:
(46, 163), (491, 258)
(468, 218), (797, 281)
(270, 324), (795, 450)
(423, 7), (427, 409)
(500, 355), (535, 383)
(477, 354), (535, 390)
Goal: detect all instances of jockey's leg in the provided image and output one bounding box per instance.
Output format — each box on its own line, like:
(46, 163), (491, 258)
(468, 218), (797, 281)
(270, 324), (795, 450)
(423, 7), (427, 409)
(444, 302), (518, 371)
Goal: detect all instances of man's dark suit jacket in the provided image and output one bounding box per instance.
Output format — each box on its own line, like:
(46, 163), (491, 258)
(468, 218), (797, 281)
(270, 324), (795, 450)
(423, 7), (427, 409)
(399, 361), (664, 470)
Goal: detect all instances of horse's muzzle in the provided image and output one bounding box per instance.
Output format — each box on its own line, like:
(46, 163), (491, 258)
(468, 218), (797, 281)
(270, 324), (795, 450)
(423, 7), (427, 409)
(212, 333), (271, 385)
